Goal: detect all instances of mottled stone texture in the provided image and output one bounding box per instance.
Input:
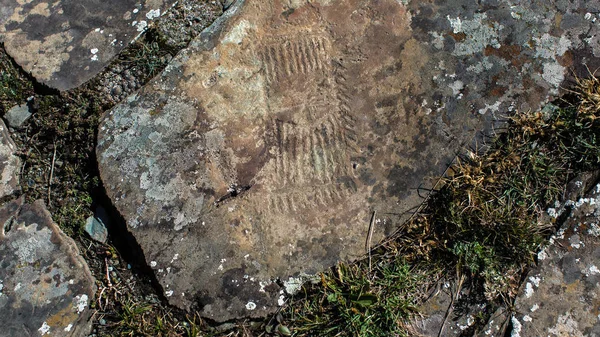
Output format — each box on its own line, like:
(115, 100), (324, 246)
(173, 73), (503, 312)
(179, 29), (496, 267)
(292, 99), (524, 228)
(0, 198), (96, 337)
(97, 0), (600, 320)
(0, 0), (176, 91)
(0, 119), (20, 198)
(511, 181), (600, 337)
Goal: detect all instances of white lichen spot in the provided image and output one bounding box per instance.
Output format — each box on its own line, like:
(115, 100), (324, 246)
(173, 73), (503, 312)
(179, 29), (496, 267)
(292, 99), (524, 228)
(283, 277), (304, 295)
(447, 13), (503, 56)
(259, 281), (269, 293)
(429, 31), (445, 49)
(525, 282), (534, 298)
(531, 304), (539, 312)
(64, 324), (73, 332)
(542, 62), (565, 89)
(245, 301), (257, 310)
(523, 315), (532, 322)
(170, 253), (179, 263)
(135, 20), (148, 32)
(90, 48), (98, 54)
(585, 13), (593, 21)
(478, 101), (502, 115)
(511, 316), (522, 337)
(548, 312), (583, 336)
(75, 294), (88, 313)
(447, 15), (463, 33)
(589, 223), (600, 236)
(146, 9), (160, 20)
(91, 55), (98, 61)
(449, 80), (464, 96)
(529, 276), (541, 287)
(218, 264), (224, 271)
(222, 20), (256, 45)
(511, 11), (522, 19)
(150, 261), (157, 268)
(278, 295), (285, 306)
(38, 322), (51, 335)
(547, 207), (558, 218)
(165, 290), (174, 297)
(133, 8), (139, 14)
(14, 283), (21, 291)
(586, 265), (600, 276)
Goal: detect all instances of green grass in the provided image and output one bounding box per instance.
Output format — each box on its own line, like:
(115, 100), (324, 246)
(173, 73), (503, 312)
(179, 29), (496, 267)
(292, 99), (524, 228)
(283, 259), (435, 337)
(0, 45), (34, 113)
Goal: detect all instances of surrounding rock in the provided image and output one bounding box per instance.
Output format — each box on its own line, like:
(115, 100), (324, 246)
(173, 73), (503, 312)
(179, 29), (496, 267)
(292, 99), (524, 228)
(0, 198), (96, 337)
(0, 119), (19, 198)
(84, 215), (108, 243)
(0, 0), (178, 91)
(511, 181), (600, 337)
(411, 280), (507, 337)
(5, 103), (31, 128)
(97, 0), (600, 320)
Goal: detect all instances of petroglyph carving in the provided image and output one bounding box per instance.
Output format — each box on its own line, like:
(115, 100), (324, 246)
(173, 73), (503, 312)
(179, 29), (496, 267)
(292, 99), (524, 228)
(255, 35), (354, 212)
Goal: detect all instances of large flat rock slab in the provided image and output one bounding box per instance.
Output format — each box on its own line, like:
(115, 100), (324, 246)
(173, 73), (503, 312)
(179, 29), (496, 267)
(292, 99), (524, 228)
(97, 0), (600, 320)
(0, 0), (177, 91)
(0, 198), (96, 337)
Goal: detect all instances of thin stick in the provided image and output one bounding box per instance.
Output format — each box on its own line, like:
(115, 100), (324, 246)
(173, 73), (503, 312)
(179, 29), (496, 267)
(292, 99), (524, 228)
(47, 139), (57, 207)
(437, 273), (465, 337)
(366, 211), (376, 274)
(105, 257), (112, 287)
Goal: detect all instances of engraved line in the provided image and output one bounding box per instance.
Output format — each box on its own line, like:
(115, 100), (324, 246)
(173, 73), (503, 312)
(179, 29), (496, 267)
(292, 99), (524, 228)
(269, 46), (281, 80)
(311, 38), (324, 70)
(281, 122), (290, 186)
(279, 43), (293, 77)
(295, 39), (306, 74)
(287, 41), (300, 75)
(303, 38), (316, 71)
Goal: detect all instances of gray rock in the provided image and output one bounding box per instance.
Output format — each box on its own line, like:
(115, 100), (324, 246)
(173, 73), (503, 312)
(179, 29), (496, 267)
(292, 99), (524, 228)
(97, 0), (600, 321)
(510, 181), (600, 337)
(0, 119), (19, 198)
(5, 103), (31, 128)
(0, 198), (96, 337)
(411, 281), (508, 336)
(84, 216), (108, 243)
(0, 0), (177, 91)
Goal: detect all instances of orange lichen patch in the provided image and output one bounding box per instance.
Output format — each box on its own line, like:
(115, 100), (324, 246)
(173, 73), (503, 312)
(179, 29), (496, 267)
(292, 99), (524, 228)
(484, 45), (527, 67)
(557, 50), (574, 68)
(489, 85), (508, 97)
(45, 305), (78, 330)
(448, 31), (466, 42)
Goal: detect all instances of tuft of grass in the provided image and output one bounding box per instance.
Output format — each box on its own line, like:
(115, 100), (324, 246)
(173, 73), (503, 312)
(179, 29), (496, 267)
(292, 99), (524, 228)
(0, 44), (34, 113)
(283, 258), (437, 337)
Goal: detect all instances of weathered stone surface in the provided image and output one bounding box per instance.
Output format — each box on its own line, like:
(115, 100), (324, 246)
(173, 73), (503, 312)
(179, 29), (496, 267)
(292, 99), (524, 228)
(97, 0), (600, 320)
(511, 181), (600, 337)
(411, 281), (508, 336)
(5, 103), (32, 128)
(0, 119), (19, 198)
(84, 215), (108, 243)
(0, 198), (96, 337)
(0, 0), (177, 91)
